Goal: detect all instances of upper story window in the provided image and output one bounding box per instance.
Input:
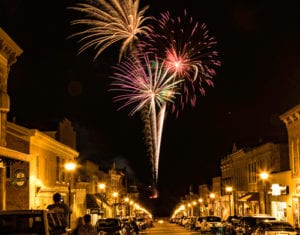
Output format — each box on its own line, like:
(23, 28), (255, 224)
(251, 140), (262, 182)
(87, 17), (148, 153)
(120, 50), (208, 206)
(248, 162), (256, 184)
(56, 157), (60, 182)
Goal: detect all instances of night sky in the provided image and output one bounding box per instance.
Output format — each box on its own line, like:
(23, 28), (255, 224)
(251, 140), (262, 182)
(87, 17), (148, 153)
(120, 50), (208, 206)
(1, 0), (300, 216)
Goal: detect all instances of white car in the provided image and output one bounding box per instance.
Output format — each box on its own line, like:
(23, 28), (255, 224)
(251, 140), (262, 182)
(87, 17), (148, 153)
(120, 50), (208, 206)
(200, 216), (223, 233)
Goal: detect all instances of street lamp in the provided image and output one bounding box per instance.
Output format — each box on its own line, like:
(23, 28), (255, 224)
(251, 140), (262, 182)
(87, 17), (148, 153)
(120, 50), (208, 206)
(129, 200), (134, 217)
(198, 198), (203, 216)
(124, 197), (129, 217)
(98, 183), (106, 217)
(260, 172), (269, 214)
(192, 201), (196, 216)
(64, 161), (76, 228)
(226, 186), (233, 216)
(112, 192), (118, 217)
(210, 193), (215, 215)
(187, 203), (191, 217)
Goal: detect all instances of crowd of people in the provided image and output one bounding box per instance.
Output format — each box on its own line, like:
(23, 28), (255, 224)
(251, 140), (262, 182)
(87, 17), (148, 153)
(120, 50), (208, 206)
(46, 192), (146, 235)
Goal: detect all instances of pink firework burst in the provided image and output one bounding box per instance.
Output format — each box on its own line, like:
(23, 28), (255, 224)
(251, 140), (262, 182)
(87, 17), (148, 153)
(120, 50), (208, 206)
(139, 10), (221, 115)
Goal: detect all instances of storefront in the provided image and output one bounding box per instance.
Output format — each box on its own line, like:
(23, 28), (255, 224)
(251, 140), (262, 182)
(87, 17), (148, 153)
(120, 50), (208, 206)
(269, 184), (289, 222)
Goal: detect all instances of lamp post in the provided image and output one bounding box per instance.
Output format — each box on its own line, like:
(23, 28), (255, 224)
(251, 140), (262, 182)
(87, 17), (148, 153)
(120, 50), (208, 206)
(124, 197), (129, 216)
(210, 193), (215, 215)
(112, 192), (118, 217)
(98, 183), (106, 218)
(187, 203), (191, 216)
(129, 200), (134, 217)
(64, 161), (76, 228)
(198, 198), (203, 216)
(192, 201), (196, 216)
(260, 172), (269, 214)
(226, 186), (233, 216)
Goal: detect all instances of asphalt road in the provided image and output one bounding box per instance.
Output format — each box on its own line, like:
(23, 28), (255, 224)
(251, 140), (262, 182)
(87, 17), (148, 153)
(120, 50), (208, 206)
(140, 221), (202, 235)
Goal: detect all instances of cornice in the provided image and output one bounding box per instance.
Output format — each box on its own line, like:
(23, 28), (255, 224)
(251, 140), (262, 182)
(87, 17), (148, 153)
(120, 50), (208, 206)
(0, 146), (30, 162)
(7, 122), (79, 158)
(280, 104), (300, 126)
(0, 27), (23, 66)
(30, 130), (79, 157)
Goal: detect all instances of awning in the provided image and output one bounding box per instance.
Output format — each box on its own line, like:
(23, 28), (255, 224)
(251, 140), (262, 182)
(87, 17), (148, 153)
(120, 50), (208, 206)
(239, 192), (259, 202)
(86, 194), (110, 209)
(95, 193), (110, 206)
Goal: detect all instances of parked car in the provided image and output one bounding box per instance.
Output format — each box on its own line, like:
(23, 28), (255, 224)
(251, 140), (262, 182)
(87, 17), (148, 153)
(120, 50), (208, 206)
(180, 216), (189, 227)
(96, 218), (125, 235)
(184, 216), (197, 230)
(195, 216), (204, 230)
(135, 217), (147, 230)
(235, 214), (276, 235)
(251, 221), (297, 235)
(0, 209), (68, 235)
(225, 215), (242, 234)
(200, 215), (224, 233)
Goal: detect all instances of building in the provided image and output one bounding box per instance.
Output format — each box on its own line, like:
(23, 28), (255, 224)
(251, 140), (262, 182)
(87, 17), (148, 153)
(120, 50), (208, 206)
(280, 104), (300, 226)
(220, 142), (289, 218)
(0, 27), (23, 210)
(0, 27), (150, 226)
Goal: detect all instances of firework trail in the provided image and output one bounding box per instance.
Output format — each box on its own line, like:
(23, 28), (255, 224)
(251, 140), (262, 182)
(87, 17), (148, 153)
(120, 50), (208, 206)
(138, 10), (221, 116)
(133, 10), (221, 193)
(110, 55), (183, 192)
(68, 0), (152, 61)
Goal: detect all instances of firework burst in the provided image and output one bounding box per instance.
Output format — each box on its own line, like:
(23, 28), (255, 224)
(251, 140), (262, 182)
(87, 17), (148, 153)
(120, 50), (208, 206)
(68, 0), (152, 61)
(68, 3), (221, 196)
(139, 10), (221, 115)
(110, 54), (183, 188)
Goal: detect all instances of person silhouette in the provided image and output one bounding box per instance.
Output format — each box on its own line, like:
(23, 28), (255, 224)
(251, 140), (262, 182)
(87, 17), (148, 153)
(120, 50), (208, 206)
(78, 214), (97, 235)
(73, 217), (84, 235)
(47, 192), (71, 228)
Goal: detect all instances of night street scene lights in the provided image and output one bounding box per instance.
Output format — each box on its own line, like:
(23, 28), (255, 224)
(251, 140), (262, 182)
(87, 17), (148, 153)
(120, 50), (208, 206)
(260, 172), (269, 214)
(64, 161), (76, 227)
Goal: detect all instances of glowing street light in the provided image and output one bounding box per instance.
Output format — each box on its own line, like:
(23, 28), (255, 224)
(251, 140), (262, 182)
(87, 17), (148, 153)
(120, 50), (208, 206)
(260, 172), (269, 213)
(192, 201), (197, 216)
(210, 193), (216, 215)
(113, 192), (119, 217)
(124, 197), (129, 217)
(129, 200), (134, 217)
(64, 161), (76, 228)
(198, 198), (203, 216)
(98, 183), (106, 217)
(226, 186), (233, 216)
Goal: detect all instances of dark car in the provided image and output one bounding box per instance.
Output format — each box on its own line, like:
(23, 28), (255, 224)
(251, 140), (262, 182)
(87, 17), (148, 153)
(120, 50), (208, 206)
(135, 217), (147, 230)
(235, 214), (276, 235)
(96, 218), (125, 235)
(0, 209), (68, 235)
(252, 221), (297, 235)
(225, 215), (242, 234)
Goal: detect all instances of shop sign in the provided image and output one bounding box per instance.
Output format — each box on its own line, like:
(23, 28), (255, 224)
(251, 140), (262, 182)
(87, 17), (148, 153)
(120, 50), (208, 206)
(271, 184), (289, 196)
(12, 169), (28, 188)
(90, 209), (100, 214)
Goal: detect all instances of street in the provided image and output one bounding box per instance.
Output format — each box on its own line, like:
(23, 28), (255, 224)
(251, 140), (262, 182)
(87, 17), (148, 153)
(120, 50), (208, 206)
(141, 221), (202, 235)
